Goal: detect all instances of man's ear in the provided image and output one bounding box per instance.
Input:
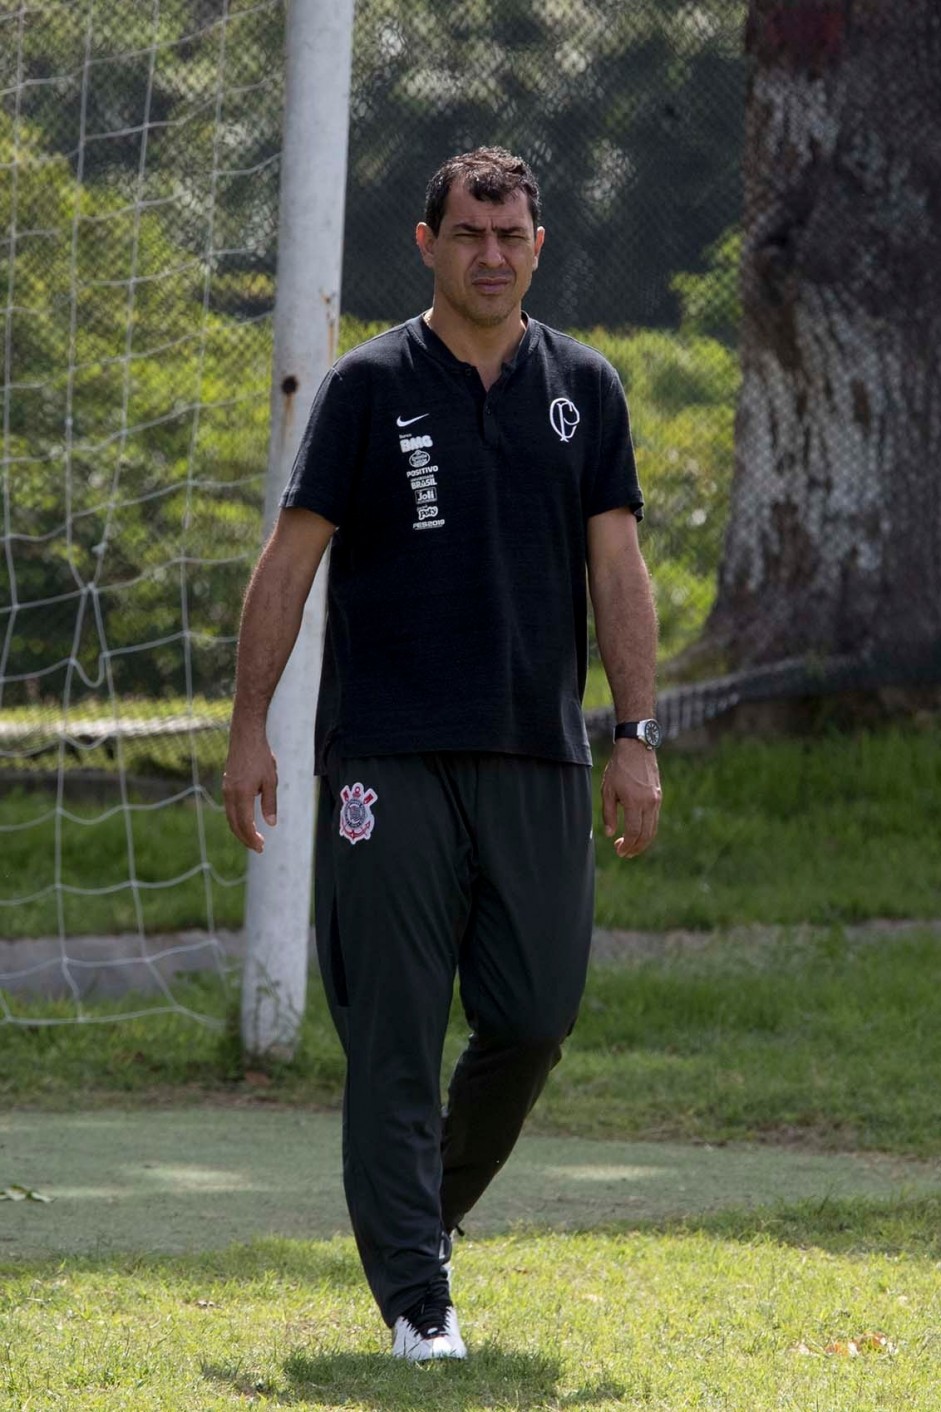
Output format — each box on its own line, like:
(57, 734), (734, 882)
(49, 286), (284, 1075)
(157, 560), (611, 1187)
(533, 225), (546, 269)
(415, 221), (436, 269)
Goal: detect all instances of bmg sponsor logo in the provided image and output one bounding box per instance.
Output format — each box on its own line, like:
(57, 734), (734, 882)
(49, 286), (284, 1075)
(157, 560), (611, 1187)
(400, 433), (433, 453)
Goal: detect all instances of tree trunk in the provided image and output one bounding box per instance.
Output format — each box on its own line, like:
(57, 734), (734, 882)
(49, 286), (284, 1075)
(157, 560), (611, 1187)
(706, 0), (941, 669)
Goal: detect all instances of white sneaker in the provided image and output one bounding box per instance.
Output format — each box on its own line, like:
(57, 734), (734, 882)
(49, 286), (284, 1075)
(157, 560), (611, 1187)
(391, 1275), (467, 1361)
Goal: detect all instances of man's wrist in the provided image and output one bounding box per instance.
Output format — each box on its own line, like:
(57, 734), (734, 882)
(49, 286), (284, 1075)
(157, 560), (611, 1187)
(613, 717), (661, 749)
(229, 696), (270, 737)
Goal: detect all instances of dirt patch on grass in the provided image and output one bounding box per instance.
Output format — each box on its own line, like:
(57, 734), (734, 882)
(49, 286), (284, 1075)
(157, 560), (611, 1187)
(591, 918), (941, 963)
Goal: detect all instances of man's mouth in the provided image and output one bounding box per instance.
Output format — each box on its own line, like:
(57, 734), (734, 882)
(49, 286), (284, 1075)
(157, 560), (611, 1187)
(472, 277), (512, 293)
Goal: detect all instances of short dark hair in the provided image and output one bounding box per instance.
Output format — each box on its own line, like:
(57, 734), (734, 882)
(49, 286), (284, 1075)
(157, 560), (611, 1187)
(423, 147), (541, 235)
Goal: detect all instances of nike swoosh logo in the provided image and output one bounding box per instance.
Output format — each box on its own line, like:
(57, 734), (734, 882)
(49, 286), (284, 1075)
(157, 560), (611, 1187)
(396, 413), (429, 427)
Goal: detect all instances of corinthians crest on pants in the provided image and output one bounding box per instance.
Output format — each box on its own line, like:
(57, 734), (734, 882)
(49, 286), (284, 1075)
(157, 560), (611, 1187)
(339, 782), (378, 844)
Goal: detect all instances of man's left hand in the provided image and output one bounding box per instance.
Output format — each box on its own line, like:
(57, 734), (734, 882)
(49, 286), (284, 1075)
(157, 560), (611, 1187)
(601, 740), (662, 858)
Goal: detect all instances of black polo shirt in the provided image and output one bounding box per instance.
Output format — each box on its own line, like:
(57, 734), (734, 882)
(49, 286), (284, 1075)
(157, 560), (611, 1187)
(280, 314), (643, 769)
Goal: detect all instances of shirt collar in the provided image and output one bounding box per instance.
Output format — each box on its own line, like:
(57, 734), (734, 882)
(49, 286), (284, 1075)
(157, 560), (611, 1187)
(406, 312), (540, 375)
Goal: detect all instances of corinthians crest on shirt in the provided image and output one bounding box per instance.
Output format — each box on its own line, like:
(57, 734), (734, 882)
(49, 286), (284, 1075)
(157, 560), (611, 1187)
(338, 782), (378, 844)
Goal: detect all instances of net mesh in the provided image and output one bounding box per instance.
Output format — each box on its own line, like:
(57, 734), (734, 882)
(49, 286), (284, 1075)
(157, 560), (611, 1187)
(0, 0), (283, 1020)
(3, 0), (937, 1020)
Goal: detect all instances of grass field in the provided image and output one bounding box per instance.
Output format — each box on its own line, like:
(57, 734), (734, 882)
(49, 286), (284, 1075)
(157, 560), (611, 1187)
(6, 903), (940, 1408)
(4, 924), (941, 1158)
(3, 1213), (940, 1410)
(3, 723), (941, 1407)
(2, 722), (939, 937)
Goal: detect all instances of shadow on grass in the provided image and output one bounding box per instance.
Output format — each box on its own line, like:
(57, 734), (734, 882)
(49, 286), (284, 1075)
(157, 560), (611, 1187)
(0, 1235), (364, 1289)
(204, 1347), (573, 1409)
(656, 1192), (941, 1260)
(5, 1194), (941, 1293)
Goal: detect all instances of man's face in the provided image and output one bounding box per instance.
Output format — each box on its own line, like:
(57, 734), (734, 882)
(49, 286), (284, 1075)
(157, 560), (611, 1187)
(416, 184), (545, 329)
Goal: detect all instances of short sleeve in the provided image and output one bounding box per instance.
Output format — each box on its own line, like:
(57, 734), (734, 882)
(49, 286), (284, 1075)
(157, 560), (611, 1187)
(585, 364), (644, 521)
(279, 368), (358, 526)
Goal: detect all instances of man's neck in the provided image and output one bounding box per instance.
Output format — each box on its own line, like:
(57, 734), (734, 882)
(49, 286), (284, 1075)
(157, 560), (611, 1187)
(423, 304), (526, 383)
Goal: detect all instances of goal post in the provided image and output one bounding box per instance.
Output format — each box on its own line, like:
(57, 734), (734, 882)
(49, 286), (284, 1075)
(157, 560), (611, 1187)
(240, 0), (356, 1061)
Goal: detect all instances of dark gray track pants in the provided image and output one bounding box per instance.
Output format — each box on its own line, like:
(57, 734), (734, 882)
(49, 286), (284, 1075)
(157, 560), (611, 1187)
(314, 751), (594, 1327)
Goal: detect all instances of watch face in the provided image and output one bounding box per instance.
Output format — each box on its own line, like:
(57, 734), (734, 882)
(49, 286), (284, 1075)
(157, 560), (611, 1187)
(642, 719), (662, 749)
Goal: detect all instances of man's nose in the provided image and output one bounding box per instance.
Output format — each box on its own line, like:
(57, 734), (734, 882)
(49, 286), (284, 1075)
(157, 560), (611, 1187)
(477, 233), (506, 265)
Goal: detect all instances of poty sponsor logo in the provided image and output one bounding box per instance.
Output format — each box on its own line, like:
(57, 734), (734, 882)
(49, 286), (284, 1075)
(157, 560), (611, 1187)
(417, 504), (439, 521)
(399, 433), (433, 453)
(409, 449), (431, 468)
(549, 396), (580, 443)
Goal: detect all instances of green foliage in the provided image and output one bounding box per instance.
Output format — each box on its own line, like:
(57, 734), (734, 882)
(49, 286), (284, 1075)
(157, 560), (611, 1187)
(346, 0), (745, 327)
(0, 112), (270, 704)
(672, 225), (742, 344)
(3, 43), (747, 717)
(577, 325), (738, 657)
(10, 0), (743, 327)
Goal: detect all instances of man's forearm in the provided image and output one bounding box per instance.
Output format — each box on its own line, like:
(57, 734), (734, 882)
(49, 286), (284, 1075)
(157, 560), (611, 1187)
(223, 509), (333, 850)
(588, 518), (658, 720)
(232, 557), (305, 730)
(231, 511), (333, 733)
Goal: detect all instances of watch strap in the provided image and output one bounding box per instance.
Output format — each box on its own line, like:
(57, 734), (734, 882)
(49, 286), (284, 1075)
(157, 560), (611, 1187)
(613, 718), (661, 748)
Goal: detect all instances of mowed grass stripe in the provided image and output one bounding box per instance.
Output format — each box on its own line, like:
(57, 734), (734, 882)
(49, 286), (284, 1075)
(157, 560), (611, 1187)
(3, 927), (941, 1157)
(1, 725), (940, 938)
(2, 1218), (940, 1410)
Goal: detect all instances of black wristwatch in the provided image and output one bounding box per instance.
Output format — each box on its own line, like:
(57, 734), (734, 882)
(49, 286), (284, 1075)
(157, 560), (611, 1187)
(613, 718), (662, 750)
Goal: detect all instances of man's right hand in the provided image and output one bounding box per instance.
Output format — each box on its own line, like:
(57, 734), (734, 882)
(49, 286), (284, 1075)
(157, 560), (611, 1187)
(223, 729), (278, 853)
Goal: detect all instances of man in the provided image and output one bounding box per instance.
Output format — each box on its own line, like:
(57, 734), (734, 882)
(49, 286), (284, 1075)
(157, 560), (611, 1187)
(224, 147), (662, 1361)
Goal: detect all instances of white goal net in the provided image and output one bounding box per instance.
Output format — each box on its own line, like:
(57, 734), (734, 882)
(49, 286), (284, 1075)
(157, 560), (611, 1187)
(0, 0), (284, 1024)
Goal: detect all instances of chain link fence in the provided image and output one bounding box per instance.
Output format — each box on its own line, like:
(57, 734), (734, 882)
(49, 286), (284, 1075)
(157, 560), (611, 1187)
(1, 0), (746, 760)
(1, 0), (936, 948)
